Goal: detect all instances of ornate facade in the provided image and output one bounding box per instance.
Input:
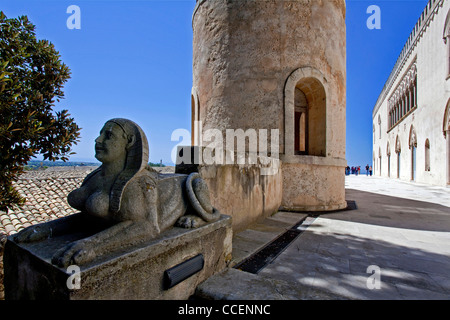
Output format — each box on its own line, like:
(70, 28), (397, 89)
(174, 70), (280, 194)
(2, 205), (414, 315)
(373, 0), (450, 186)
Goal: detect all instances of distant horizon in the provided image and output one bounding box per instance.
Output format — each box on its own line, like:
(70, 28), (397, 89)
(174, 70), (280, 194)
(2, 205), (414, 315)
(28, 158), (175, 166)
(31, 156), (376, 169)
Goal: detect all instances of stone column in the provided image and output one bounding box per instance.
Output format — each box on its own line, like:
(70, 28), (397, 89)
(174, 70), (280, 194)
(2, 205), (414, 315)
(387, 112), (390, 129)
(394, 106), (397, 124)
(414, 81), (417, 107)
(401, 97), (405, 118)
(408, 89), (412, 112)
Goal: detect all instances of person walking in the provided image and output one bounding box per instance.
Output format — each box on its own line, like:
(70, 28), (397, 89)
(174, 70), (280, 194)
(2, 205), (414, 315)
(369, 165), (372, 176)
(365, 164), (369, 176)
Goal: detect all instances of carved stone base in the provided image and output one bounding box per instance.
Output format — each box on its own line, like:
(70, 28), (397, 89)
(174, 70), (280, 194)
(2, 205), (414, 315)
(4, 215), (232, 300)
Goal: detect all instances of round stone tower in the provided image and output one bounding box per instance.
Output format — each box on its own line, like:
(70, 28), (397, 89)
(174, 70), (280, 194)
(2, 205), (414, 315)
(191, 0), (347, 230)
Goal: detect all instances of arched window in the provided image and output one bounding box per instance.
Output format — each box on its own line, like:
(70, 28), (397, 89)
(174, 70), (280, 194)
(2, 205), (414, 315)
(284, 67), (327, 158)
(444, 9), (450, 78)
(396, 135), (401, 178)
(425, 139), (430, 172)
(294, 87), (308, 154)
(378, 115), (381, 139)
(295, 78), (326, 156)
(388, 111), (391, 129)
(409, 126), (417, 181)
(191, 87), (201, 146)
(373, 124), (375, 144)
(444, 99), (450, 184)
(406, 88), (411, 113)
(387, 141), (391, 177)
(413, 75), (417, 108)
(378, 147), (382, 176)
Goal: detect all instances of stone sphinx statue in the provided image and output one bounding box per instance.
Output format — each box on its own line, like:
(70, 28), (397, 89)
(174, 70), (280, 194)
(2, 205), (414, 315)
(14, 118), (221, 268)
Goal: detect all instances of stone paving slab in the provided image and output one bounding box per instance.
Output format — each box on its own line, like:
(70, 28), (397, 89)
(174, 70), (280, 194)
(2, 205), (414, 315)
(198, 176), (450, 300)
(258, 187), (450, 300)
(345, 175), (450, 207)
(195, 268), (348, 300)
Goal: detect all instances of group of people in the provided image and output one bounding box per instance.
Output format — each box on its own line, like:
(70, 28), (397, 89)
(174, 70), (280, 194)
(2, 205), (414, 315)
(345, 164), (373, 176)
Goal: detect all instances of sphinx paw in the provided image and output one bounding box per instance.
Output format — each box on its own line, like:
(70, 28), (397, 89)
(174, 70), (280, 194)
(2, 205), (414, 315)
(52, 240), (95, 268)
(176, 215), (205, 229)
(14, 224), (51, 243)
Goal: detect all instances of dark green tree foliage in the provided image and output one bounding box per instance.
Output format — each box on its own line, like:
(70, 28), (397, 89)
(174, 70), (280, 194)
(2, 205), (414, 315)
(0, 12), (81, 211)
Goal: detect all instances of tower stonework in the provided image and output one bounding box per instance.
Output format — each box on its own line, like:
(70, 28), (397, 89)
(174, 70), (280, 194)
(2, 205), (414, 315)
(191, 0), (347, 230)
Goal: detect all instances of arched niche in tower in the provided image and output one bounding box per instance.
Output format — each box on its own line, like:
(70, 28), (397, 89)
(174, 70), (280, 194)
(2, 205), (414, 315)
(284, 67), (327, 158)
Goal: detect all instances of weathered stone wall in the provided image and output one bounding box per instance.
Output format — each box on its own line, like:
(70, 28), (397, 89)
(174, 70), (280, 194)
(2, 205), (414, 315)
(192, 0), (347, 215)
(199, 162), (282, 233)
(192, 0), (346, 156)
(281, 161), (346, 212)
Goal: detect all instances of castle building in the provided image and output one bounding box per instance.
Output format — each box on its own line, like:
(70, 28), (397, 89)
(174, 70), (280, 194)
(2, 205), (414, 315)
(190, 0), (347, 231)
(372, 0), (450, 187)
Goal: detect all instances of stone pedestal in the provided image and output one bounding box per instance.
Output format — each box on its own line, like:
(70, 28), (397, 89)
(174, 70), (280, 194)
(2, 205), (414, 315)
(4, 215), (232, 300)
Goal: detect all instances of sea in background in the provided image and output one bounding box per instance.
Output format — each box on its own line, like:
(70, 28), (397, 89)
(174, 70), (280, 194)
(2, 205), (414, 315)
(25, 160), (99, 170)
(25, 160), (168, 170)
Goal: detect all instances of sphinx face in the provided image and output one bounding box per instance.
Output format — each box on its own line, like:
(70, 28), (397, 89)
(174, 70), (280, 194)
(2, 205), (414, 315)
(94, 122), (128, 164)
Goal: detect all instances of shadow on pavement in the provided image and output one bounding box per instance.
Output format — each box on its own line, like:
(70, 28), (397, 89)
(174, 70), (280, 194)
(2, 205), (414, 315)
(322, 189), (450, 233)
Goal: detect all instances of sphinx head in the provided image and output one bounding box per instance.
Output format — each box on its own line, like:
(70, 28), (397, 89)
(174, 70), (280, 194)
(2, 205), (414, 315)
(94, 118), (150, 213)
(95, 121), (133, 164)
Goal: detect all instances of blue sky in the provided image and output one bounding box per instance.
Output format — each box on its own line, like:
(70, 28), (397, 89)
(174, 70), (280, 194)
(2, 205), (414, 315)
(1, 0), (429, 166)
